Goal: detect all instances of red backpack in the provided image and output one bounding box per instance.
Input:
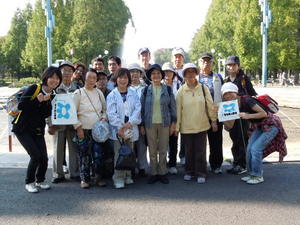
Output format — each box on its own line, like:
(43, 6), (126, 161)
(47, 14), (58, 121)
(255, 94), (279, 114)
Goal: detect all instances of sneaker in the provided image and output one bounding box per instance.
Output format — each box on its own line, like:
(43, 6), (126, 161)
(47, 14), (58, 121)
(241, 175), (252, 182)
(35, 182), (51, 190)
(125, 177), (134, 185)
(197, 177), (206, 184)
(80, 181), (90, 189)
(168, 167), (178, 175)
(63, 165), (69, 174)
(147, 175), (159, 184)
(180, 157), (186, 165)
(184, 174), (192, 181)
(247, 176), (264, 185)
(25, 183), (39, 193)
(227, 166), (247, 175)
(114, 181), (125, 189)
(158, 175), (169, 184)
(211, 167), (222, 174)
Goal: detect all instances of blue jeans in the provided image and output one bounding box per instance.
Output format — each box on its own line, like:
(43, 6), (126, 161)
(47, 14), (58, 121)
(246, 126), (278, 177)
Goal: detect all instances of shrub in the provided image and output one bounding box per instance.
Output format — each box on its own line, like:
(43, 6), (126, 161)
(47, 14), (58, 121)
(9, 77), (41, 88)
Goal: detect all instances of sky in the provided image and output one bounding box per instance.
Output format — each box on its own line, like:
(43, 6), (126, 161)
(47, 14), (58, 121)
(0, 0), (212, 64)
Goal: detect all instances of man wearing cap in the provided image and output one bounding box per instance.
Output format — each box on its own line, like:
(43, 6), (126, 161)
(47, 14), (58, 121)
(138, 47), (152, 85)
(224, 55), (257, 175)
(172, 47), (185, 79)
(198, 53), (224, 174)
(107, 56), (122, 91)
(48, 61), (80, 183)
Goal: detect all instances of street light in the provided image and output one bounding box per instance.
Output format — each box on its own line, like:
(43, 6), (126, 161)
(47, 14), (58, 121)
(43, 0), (55, 67)
(259, 0), (271, 87)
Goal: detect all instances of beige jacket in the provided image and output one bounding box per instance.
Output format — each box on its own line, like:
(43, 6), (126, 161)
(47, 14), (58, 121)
(176, 82), (217, 134)
(73, 87), (107, 130)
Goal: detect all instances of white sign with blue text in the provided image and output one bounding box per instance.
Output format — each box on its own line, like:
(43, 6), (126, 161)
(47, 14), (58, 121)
(218, 100), (240, 122)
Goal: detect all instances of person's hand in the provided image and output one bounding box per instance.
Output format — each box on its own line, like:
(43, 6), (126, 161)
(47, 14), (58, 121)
(117, 128), (125, 138)
(48, 126), (56, 135)
(212, 104), (219, 112)
(211, 121), (218, 132)
(123, 122), (132, 131)
(240, 112), (250, 119)
(43, 93), (51, 101)
(174, 131), (179, 136)
(169, 123), (176, 136)
(140, 126), (146, 136)
(36, 93), (45, 102)
(77, 127), (84, 139)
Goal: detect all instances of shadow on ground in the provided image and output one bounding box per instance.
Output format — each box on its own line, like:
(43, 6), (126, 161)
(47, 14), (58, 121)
(0, 163), (300, 217)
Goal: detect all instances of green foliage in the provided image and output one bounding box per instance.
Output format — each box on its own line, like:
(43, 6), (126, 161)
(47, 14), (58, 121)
(65, 0), (131, 65)
(9, 77), (41, 88)
(190, 0), (300, 76)
(154, 48), (173, 65)
(1, 5), (32, 78)
(21, 0), (47, 75)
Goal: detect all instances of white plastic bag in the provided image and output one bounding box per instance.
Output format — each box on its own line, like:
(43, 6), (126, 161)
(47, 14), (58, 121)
(51, 94), (78, 125)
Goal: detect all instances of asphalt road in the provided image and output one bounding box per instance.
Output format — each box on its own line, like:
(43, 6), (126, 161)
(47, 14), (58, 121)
(0, 163), (300, 225)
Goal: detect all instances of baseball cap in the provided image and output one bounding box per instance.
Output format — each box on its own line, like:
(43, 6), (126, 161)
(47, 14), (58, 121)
(138, 47), (150, 55)
(172, 47), (185, 57)
(225, 55), (240, 65)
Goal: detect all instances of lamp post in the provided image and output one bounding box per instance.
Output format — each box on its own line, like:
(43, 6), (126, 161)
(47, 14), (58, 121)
(259, 0), (271, 87)
(43, 0), (55, 66)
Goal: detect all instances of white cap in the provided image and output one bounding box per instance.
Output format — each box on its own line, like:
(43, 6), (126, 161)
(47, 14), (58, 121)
(221, 82), (239, 96)
(128, 63), (145, 77)
(172, 47), (185, 57)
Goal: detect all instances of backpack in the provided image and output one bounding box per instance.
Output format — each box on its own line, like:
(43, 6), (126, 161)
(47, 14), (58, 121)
(255, 94), (279, 114)
(6, 84), (41, 118)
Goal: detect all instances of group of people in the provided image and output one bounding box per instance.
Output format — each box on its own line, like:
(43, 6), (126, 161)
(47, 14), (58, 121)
(12, 47), (287, 193)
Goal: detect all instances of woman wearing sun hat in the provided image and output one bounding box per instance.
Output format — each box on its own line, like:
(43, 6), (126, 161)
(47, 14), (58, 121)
(176, 63), (217, 184)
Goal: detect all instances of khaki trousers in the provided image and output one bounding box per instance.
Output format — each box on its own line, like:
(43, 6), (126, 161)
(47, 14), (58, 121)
(146, 124), (169, 175)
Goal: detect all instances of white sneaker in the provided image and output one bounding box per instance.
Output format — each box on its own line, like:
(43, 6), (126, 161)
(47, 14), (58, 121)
(211, 168), (222, 174)
(35, 182), (51, 190)
(247, 176), (264, 185)
(241, 175), (252, 182)
(25, 183), (39, 193)
(168, 167), (178, 175)
(125, 177), (134, 185)
(184, 175), (192, 181)
(114, 181), (125, 189)
(180, 157), (186, 165)
(197, 177), (206, 184)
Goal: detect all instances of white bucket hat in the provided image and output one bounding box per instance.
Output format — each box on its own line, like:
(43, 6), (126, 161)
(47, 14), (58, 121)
(162, 62), (176, 73)
(221, 82), (239, 96)
(182, 63), (200, 77)
(128, 63), (146, 77)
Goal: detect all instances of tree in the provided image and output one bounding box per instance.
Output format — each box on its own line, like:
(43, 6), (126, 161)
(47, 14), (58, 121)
(65, 0), (131, 65)
(21, 0), (47, 75)
(1, 4), (32, 79)
(52, 0), (74, 61)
